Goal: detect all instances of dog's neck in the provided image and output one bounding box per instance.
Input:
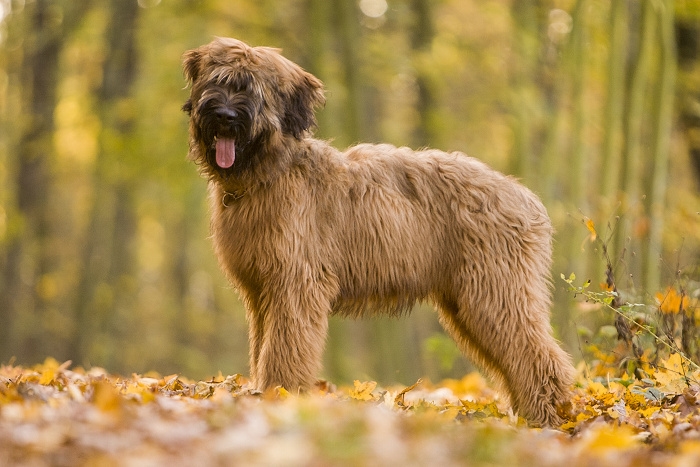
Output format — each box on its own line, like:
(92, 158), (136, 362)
(213, 134), (316, 199)
(221, 189), (246, 206)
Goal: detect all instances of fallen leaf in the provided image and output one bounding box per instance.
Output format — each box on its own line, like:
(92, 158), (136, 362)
(349, 380), (378, 401)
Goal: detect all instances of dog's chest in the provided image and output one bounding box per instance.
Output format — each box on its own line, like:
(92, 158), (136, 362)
(209, 185), (304, 283)
(212, 198), (265, 261)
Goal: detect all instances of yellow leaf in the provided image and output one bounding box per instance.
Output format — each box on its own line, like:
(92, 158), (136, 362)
(39, 368), (56, 386)
(439, 406), (462, 420)
(349, 380), (378, 401)
(654, 353), (690, 394)
(664, 353), (684, 374)
(212, 371), (225, 383)
(442, 373), (487, 396)
(576, 406), (599, 422)
(584, 424), (640, 452)
(560, 420), (578, 431)
(92, 380), (122, 413)
(37, 357), (61, 385)
(586, 381), (607, 396)
(481, 402), (502, 417)
(460, 399), (482, 412)
(162, 374), (184, 391)
(140, 389), (156, 403)
(625, 391), (647, 410)
(638, 405), (661, 418)
(658, 409), (675, 425)
(680, 440), (700, 455)
(584, 218), (597, 241)
(277, 386), (290, 399)
(124, 381), (156, 403)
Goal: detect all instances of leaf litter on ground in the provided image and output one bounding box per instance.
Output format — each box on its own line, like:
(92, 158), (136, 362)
(2, 356), (700, 466)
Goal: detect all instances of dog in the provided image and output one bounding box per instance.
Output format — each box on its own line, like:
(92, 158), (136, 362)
(182, 37), (574, 426)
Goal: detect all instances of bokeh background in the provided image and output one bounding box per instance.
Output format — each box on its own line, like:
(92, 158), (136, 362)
(0, 0), (699, 384)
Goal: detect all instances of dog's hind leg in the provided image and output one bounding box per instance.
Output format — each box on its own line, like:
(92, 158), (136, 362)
(434, 260), (573, 426)
(435, 290), (573, 426)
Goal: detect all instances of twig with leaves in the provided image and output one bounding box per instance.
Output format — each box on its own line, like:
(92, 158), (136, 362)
(562, 272), (700, 375)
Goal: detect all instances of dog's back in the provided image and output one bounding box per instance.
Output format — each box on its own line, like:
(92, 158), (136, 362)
(303, 142), (551, 318)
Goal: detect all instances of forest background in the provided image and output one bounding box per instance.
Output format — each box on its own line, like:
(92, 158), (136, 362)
(0, 0), (699, 386)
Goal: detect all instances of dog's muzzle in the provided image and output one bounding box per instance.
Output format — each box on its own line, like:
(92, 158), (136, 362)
(193, 89), (257, 171)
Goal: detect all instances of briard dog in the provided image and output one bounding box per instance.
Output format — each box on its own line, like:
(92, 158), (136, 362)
(182, 37), (574, 426)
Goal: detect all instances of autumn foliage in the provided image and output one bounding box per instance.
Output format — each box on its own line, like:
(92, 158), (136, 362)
(2, 348), (700, 466)
(2, 219), (699, 465)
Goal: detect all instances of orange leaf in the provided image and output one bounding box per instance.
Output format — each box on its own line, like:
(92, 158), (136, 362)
(584, 218), (597, 241)
(394, 378), (422, 407)
(656, 287), (688, 315)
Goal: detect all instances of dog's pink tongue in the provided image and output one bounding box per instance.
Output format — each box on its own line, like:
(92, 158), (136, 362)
(215, 138), (236, 169)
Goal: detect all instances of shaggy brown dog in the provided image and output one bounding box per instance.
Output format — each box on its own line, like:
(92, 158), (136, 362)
(182, 37), (574, 426)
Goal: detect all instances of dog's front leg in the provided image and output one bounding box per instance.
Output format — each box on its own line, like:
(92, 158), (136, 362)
(253, 286), (330, 392)
(245, 305), (264, 388)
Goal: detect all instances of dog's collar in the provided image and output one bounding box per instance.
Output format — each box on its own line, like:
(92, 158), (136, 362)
(222, 190), (246, 207)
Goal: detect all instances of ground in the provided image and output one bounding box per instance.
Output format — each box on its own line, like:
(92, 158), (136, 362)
(1, 356), (700, 466)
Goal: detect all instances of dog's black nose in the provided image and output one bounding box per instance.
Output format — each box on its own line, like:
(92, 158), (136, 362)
(215, 108), (238, 123)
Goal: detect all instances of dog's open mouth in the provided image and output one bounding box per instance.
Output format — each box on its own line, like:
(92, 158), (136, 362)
(215, 137), (236, 169)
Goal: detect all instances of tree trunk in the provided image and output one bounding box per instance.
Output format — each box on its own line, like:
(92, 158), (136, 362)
(645, 0), (676, 293)
(71, 0), (140, 367)
(558, 0), (588, 352)
(508, 0), (540, 181)
(0, 0), (74, 363)
(614, 1), (655, 283)
(332, 0), (363, 144)
(600, 1), (629, 202)
(410, 0), (436, 148)
(676, 21), (700, 186)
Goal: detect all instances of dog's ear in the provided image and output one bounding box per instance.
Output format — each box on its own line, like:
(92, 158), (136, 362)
(182, 99), (193, 115)
(282, 71), (326, 139)
(183, 49), (202, 85)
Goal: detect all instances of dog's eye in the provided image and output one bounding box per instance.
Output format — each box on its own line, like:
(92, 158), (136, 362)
(182, 99), (193, 115)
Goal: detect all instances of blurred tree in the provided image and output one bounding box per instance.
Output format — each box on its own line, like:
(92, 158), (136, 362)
(0, 0), (91, 364)
(0, 0), (698, 384)
(72, 0), (140, 367)
(676, 16), (700, 185)
(601, 0), (628, 201)
(332, 0), (364, 144)
(614, 0), (655, 284)
(410, 0), (437, 147)
(645, 0), (676, 294)
(508, 0), (541, 180)
(305, 0), (331, 133)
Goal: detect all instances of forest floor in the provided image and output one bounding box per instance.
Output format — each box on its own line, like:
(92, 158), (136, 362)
(2, 356), (700, 466)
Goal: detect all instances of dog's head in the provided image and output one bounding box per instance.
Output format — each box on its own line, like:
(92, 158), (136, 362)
(182, 37), (325, 176)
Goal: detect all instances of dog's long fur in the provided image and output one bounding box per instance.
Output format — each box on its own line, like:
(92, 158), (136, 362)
(183, 37), (574, 426)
